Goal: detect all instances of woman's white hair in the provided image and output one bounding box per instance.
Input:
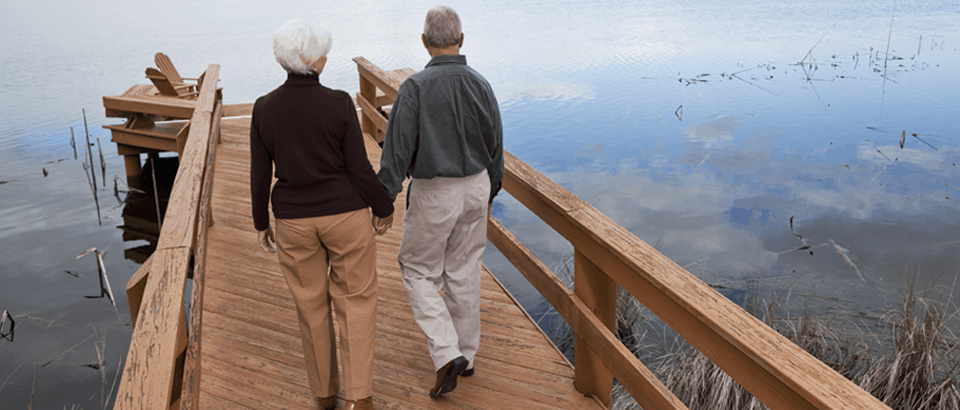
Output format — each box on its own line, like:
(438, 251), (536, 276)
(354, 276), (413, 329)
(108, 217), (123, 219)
(273, 19), (332, 75)
(423, 6), (461, 48)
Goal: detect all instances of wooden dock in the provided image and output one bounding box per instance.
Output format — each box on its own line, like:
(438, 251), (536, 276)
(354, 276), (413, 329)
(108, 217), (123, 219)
(112, 58), (893, 410)
(191, 117), (604, 409)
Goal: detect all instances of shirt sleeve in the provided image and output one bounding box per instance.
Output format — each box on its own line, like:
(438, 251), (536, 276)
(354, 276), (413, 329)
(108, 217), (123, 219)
(486, 88), (504, 203)
(377, 81), (420, 202)
(341, 95), (395, 218)
(249, 100), (273, 231)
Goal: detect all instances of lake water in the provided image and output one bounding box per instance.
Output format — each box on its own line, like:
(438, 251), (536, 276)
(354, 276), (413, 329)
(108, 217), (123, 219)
(2, 0), (959, 407)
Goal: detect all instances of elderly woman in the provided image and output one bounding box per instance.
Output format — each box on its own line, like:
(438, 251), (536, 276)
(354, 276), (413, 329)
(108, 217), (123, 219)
(250, 19), (393, 410)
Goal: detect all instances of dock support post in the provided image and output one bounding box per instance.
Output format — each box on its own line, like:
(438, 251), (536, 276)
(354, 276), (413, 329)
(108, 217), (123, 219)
(573, 249), (616, 406)
(124, 154), (143, 189)
(358, 74), (377, 138)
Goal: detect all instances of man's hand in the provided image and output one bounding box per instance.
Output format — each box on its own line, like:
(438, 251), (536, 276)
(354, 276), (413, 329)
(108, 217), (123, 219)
(258, 226), (277, 254)
(372, 214), (394, 236)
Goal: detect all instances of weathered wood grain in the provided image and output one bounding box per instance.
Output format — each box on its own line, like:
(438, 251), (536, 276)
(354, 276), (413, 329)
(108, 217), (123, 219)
(115, 247), (191, 409)
(180, 100), (221, 410)
(157, 64), (220, 250)
(125, 255), (153, 327)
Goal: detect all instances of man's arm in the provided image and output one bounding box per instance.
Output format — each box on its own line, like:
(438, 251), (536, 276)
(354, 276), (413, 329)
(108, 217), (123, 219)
(377, 81), (420, 201)
(485, 90), (504, 204)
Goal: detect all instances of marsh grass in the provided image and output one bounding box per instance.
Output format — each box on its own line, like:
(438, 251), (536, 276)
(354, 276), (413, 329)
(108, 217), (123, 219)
(543, 256), (960, 410)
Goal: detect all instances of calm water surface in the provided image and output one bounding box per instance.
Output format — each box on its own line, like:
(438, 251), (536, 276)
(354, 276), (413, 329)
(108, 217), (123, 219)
(1, 0), (959, 407)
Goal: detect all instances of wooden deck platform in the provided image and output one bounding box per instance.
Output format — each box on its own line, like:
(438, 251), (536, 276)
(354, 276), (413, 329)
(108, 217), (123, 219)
(194, 116), (605, 409)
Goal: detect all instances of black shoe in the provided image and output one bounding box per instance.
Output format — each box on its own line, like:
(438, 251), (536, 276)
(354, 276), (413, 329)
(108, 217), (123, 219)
(461, 367), (474, 377)
(430, 356), (468, 397)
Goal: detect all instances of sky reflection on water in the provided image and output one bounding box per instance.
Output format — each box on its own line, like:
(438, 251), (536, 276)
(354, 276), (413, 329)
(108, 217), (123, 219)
(1, 0), (959, 407)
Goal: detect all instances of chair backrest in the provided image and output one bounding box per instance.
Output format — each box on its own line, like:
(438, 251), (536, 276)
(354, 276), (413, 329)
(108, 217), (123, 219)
(146, 67), (180, 97)
(155, 52), (184, 84)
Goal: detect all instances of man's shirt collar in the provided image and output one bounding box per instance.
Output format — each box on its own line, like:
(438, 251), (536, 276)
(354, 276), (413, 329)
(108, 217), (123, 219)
(425, 54), (467, 69)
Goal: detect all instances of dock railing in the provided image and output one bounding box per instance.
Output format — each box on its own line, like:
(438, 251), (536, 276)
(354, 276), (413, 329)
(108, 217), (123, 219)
(354, 57), (891, 410)
(115, 64), (222, 410)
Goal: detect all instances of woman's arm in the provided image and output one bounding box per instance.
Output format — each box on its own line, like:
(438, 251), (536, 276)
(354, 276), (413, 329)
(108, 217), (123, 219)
(341, 95), (395, 218)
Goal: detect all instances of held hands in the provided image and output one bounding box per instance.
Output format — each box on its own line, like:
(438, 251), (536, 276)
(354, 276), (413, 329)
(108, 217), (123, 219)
(371, 214), (394, 236)
(258, 226), (277, 254)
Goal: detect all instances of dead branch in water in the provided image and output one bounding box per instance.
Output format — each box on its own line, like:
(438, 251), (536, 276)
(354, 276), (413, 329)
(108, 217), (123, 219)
(880, 15), (894, 114)
(97, 137), (106, 188)
(28, 364), (37, 410)
(0, 310), (14, 343)
(42, 330), (98, 367)
(912, 133), (939, 151)
(150, 156), (163, 231)
(0, 363), (23, 393)
(77, 248), (118, 310)
(70, 127), (77, 160)
(82, 109), (97, 192)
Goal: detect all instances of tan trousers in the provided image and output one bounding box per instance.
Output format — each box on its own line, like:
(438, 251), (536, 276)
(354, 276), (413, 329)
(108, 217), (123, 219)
(274, 208), (377, 400)
(399, 170), (489, 372)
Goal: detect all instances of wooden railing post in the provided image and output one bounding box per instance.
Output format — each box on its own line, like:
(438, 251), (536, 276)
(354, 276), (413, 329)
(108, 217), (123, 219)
(573, 249), (616, 406)
(358, 74), (377, 138)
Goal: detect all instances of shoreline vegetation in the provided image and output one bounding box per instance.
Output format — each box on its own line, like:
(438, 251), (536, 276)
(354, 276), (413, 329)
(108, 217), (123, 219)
(542, 258), (960, 410)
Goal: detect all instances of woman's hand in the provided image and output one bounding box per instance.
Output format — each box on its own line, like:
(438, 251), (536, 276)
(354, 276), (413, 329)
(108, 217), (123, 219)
(372, 214), (394, 236)
(258, 226), (277, 253)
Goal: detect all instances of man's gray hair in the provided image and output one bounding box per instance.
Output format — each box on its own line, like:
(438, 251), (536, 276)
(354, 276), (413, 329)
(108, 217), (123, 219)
(423, 6), (461, 48)
(273, 19), (332, 75)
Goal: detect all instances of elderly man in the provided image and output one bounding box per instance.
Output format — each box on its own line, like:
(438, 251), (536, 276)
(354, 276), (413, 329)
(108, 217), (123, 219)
(251, 19), (393, 410)
(376, 5), (504, 398)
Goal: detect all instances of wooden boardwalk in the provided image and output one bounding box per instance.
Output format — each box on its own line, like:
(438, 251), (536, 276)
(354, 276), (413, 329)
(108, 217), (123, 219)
(114, 61), (892, 410)
(194, 116), (604, 409)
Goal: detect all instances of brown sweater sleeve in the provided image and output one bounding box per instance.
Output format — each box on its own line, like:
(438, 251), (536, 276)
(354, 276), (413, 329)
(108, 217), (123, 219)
(250, 97), (273, 231)
(340, 96), (394, 218)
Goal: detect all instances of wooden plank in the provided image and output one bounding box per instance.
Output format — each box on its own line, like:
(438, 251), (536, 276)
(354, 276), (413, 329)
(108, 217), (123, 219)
(200, 357), (313, 409)
(352, 57), (408, 100)
(355, 93), (388, 143)
(175, 123), (191, 158)
(358, 67), (378, 139)
(109, 130), (179, 153)
(180, 100), (221, 410)
(104, 121), (188, 140)
(115, 247), (191, 409)
(117, 144), (163, 156)
(222, 103), (253, 118)
(157, 64), (220, 250)
(486, 217), (685, 410)
(125, 255), (153, 327)
(103, 92), (196, 120)
(572, 250), (615, 406)
(501, 150), (890, 410)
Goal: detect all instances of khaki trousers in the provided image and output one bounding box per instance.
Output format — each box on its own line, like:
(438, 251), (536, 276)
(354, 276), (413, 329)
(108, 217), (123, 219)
(399, 170), (489, 372)
(274, 208), (377, 400)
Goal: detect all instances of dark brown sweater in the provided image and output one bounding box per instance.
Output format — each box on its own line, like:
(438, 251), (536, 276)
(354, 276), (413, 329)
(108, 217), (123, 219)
(250, 72), (393, 231)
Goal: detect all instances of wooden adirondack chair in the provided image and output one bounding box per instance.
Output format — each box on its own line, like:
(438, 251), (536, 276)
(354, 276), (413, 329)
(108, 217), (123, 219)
(154, 52), (198, 90)
(145, 67), (199, 99)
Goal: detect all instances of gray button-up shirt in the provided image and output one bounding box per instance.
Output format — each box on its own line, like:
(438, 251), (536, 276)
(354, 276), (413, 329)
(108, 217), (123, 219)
(377, 54), (504, 203)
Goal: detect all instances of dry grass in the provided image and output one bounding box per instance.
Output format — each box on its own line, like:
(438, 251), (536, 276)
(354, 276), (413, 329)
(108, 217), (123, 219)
(544, 258), (960, 410)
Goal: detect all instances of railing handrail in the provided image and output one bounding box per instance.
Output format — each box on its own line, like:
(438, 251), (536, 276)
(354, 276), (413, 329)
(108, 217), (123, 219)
(352, 57), (891, 410)
(114, 64), (221, 410)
